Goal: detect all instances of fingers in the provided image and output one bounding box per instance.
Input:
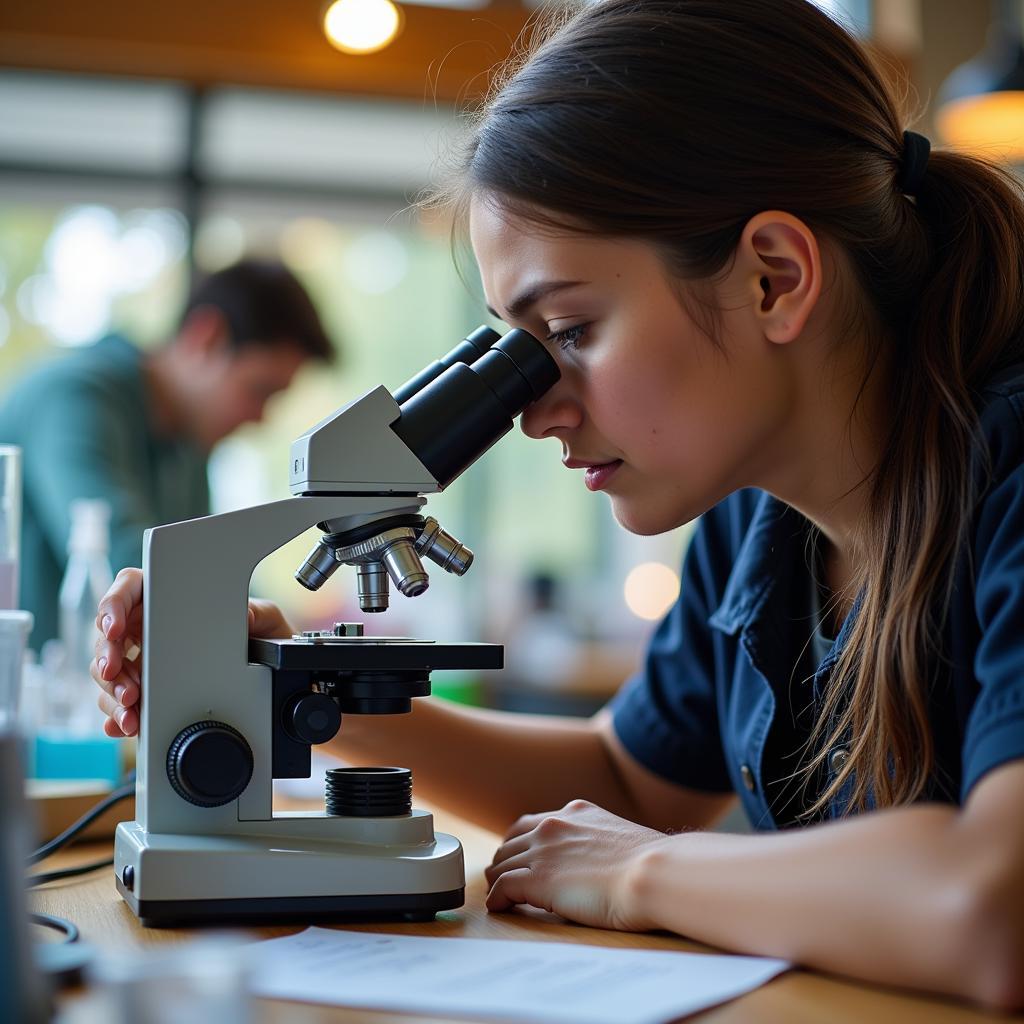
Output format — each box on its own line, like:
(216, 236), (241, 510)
(248, 599), (294, 639)
(97, 687), (139, 737)
(93, 666), (139, 708)
(502, 812), (546, 843)
(92, 633), (141, 698)
(95, 567), (144, 640)
(485, 865), (537, 913)
(92, 570), (142, 739)
(484, 833), (533, 885)
(103, 717), (129, 738)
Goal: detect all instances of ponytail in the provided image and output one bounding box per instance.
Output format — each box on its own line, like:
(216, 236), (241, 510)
(808, 152), (1024, 812)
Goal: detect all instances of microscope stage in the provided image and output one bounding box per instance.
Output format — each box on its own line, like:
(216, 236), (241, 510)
(248, 636), (503, 672)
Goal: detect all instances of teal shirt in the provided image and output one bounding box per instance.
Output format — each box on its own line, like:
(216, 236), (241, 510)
(0, 336), (209, 650)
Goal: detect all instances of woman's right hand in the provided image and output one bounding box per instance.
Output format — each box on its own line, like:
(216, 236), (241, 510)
(91, 567), (294, 738)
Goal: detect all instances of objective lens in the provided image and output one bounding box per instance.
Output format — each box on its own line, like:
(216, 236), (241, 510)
(380, 538), (429, 597)
(416, 518), (473, 575)
(357, 562), (389, 612)
(295, 539), (341, 591)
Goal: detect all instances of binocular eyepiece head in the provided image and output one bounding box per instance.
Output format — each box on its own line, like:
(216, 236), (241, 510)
(389, 326), (558, 489)
(294, 326), (559, 603)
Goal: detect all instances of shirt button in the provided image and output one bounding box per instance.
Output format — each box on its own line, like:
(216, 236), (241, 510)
(740, 763), (756, 792)
(829, 747), (849, 774)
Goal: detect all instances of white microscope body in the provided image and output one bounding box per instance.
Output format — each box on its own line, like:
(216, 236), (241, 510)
(113, 327), (558, 925)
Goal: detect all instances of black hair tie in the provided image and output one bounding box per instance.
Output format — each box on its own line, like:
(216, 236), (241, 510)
(898, 130), (931, 197)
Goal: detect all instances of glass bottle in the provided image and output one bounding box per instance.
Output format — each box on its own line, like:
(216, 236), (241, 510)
(58, 499), (114, 730)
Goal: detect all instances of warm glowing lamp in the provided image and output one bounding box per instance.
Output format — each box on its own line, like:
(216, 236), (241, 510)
(935, 2), (1024, 163)
(323, 0), (403, 56)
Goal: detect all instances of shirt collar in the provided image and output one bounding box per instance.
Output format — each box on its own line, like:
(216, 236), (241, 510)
(707, 490), (811, 636)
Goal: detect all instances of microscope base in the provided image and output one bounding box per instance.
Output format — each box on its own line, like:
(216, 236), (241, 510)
(114, 819), (466, 928)
(115, 877), (463, 927)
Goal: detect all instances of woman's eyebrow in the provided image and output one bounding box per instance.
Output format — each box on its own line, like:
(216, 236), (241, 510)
(486, 279), (584, 321)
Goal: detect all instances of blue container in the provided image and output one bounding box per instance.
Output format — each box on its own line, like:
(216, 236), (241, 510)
(31, 730), (122, 785)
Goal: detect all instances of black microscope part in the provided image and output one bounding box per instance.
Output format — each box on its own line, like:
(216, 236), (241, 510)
(391, 325), (500, 405)
(166, 721), (254, 808)
(392, 328), (560, 488)
(249, 637), (503, 672)
(285, 691), (343, 746)
(325, 766), (412, 817)
(252, 637), (502, 781)
(317, 513), (424, 551)
(491, 329), (563, 400)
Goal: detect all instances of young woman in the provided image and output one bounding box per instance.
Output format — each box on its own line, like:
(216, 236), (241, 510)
(92, 0), (1024, 1007)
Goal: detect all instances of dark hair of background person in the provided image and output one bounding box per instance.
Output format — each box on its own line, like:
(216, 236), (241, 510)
(429, 0), (1024, 814)
(181, 259), (336, 364)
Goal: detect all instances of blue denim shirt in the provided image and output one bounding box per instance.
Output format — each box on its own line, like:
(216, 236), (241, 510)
(611, 366), (1024, 829)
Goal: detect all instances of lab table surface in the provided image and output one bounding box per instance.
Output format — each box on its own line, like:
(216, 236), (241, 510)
(30, 804), (1019, 1024)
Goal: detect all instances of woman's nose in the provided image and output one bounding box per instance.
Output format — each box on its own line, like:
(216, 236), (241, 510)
(520, 381), (583, 440)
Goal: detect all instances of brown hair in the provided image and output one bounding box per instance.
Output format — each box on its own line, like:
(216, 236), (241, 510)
(433, 0), (1024, 811)
(182, 259), (336, 363)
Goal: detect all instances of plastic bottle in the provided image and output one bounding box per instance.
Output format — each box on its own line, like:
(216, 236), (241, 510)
(0, 446), (22, 611)
(59, 500), (114, 672)
(27, 500), (121, 782)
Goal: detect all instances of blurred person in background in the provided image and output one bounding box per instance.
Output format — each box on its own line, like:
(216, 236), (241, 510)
(0, 259), (335, 650)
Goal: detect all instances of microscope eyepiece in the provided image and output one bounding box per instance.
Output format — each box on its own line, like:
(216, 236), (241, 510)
(391, 328), (559, 489)
(391, 326), (500, 406)
(491, 329), (563, 400)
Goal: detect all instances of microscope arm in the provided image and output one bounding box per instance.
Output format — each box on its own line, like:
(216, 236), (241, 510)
(139, 493), (424, 833)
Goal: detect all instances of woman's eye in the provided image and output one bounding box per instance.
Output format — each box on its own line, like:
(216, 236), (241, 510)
(545, 323), (589, 351)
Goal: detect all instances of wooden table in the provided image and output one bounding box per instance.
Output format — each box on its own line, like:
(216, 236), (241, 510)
(30, 807), (1017, 1024)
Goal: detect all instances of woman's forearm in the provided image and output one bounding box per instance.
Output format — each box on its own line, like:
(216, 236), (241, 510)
(328, 699), (634, 834)
(627, 804), (1022, 1007)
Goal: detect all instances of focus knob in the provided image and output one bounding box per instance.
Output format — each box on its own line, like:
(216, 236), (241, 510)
(166, 720), (254, 808)
(285, 693), (342, 746)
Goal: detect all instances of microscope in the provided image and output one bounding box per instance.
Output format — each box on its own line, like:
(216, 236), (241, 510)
(113, 326), (559, 926)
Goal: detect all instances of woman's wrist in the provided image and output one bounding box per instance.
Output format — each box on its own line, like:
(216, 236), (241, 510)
(618, 834), (680, 932)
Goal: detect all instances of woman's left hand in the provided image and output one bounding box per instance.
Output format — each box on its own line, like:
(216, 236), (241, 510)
(484, 799), (666, 931)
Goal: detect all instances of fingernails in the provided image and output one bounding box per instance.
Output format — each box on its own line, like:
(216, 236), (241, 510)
(114, 684), (127, 703)
(102, 615), (113, 637)
(98, 657), (108, 679)
(115, 707), (126, 729)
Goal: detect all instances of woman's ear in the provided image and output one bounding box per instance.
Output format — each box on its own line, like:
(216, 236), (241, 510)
(736, 211), (822, 345)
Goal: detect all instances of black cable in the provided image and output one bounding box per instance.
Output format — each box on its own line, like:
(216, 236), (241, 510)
(29, 912), (80, 944)
(25, 780), (132, 990)
(28, 856), (114, 888)
(28, 778), (135, 865)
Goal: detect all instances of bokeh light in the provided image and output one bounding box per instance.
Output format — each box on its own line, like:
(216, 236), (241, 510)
(12, 205), (186, 346)
(342, 229), (409, 294)
(623, 561), (680, 621)
(323, 0), (403, 56)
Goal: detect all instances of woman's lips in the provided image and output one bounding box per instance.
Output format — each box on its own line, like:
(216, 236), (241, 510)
(584, 460), (623, 491)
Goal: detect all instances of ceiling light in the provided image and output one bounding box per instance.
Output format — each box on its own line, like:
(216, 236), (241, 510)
(323, 0), (403, 56)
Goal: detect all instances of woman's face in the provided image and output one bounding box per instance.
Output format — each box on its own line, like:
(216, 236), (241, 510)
(470, 196), (799, 535)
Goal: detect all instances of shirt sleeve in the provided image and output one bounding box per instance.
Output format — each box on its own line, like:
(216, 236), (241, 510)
(24, 377), (155, 574)
(609, 510), (734, 793)
(962, 404), (1024, 798)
